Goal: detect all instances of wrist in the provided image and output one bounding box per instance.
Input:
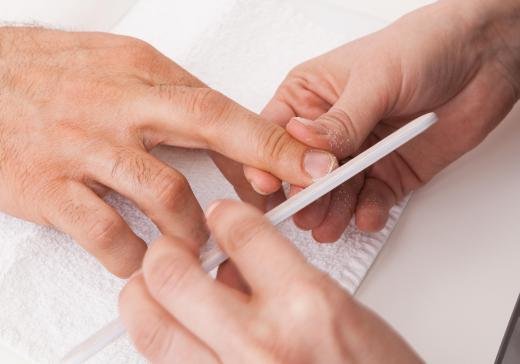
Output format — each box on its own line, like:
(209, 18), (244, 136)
(447, 0), (520, 98)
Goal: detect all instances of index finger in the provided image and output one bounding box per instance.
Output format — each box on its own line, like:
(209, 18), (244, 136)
(206, 200), (313, 294)
(132, 85), (337, 188)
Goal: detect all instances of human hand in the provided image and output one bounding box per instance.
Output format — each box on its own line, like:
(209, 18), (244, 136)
(243, 0), (520, 242)
(120, 200), (422, 364)
(0, 27), (336, 277)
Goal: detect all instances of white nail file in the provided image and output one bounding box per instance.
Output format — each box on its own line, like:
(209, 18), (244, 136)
(60, 112), (438, 364)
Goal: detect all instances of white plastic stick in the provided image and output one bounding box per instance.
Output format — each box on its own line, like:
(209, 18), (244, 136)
(61, 112), (438, 364)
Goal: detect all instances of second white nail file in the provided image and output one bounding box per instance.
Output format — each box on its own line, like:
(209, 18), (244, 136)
(61, 112), (438, 364)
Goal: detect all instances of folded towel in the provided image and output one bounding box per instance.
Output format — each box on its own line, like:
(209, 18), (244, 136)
(0, 1), (402, 363)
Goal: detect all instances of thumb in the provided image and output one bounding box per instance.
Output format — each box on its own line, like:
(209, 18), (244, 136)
(147, 86), (338, 187)
(285, 78), (389, 159)
(208, 99), (338, 186)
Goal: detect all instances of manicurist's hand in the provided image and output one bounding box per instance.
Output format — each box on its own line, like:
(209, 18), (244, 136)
(244, 0), (520, 242)
(0, 27), (336, 277)
(120, 200), (423, 364)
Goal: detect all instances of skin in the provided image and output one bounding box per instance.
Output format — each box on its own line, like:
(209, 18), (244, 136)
(0, 27), (336, 277)
(242, 0), (520, 242)
(121, 0), (520, 362)
(120, 200), (423, 364)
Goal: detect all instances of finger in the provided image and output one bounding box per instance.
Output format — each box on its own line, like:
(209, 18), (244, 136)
(355, 177), (396, 232)
(289, 185), (331, 231)
(260, 96), (296, 127)
(206, 200), (311, 294)
(312, 173), (363, 242)
(120, 273), (219, 364)
(43, 181), (146, 278)
(210, 152), (283, 213)
(142, 236), (249, 351)
(209, 151), (267, 210)
(142, 53), (282, 204)
(242, 87), (336, 203)
(284, 71), (391, 160)
(241, 96), (295, 196)
(216, 261), (251, 294)
(242, 166), (282, 196)
(91, 148), (208, 249)
(134, 85), (337, 187)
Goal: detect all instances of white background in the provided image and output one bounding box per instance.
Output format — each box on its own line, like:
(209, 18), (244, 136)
(1, 0), (519, 363)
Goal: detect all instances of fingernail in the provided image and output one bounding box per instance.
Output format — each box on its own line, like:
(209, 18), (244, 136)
(250, 181), (270, 196)
(304, 150), (338, 180)
(292, 117), (328, 135)
(205, 200), (222, 218)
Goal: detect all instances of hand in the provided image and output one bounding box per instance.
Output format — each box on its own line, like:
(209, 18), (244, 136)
(243, 0), (520, 242)
(0, 27), (336, 277)
(120, 200), (422, 364)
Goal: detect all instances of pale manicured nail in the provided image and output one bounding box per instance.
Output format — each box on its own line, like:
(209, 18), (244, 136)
(205, 200), (222, 218)
(304, 150), (338, 180)
(292, 117), (327, 135)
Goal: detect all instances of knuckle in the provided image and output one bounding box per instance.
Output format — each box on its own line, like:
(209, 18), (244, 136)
(85, 213), (122, 251)
(155, 83), (178, 102)
(55, 196), (85, 226)
(286, 63), (309, 81)
(151, 167), (189, 208)
(188, 88), (233, 127)
(254, 124), (292, 163)
(110, 148), (151, 186)
(192, 88), (228, 114)
(121, 38), (157, 65)
(285, 273), (336, 320)
(248, 321), (293, 364)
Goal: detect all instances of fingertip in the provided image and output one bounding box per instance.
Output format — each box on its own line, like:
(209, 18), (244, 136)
(205, 200), (261, 232)
(311, 228), (342, 244)
(311, 182), (360, 242)
(355, 178), (396, 233)
(354, 207), (389, 233)
(243, 166), (282, 195)
(292, 193), (331, 231)
(205, 200), (224, 220)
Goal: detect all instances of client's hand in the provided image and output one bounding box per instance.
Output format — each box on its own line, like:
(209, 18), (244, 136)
(120, 200), (423, 364)
(244, 0), (520, 242)
(0, 27), (335, 277)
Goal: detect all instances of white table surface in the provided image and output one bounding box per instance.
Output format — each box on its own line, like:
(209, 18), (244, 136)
(1, 1), (518, 363)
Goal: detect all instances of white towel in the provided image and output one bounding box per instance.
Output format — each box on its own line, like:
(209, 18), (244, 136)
(0, 1), (403, 363)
